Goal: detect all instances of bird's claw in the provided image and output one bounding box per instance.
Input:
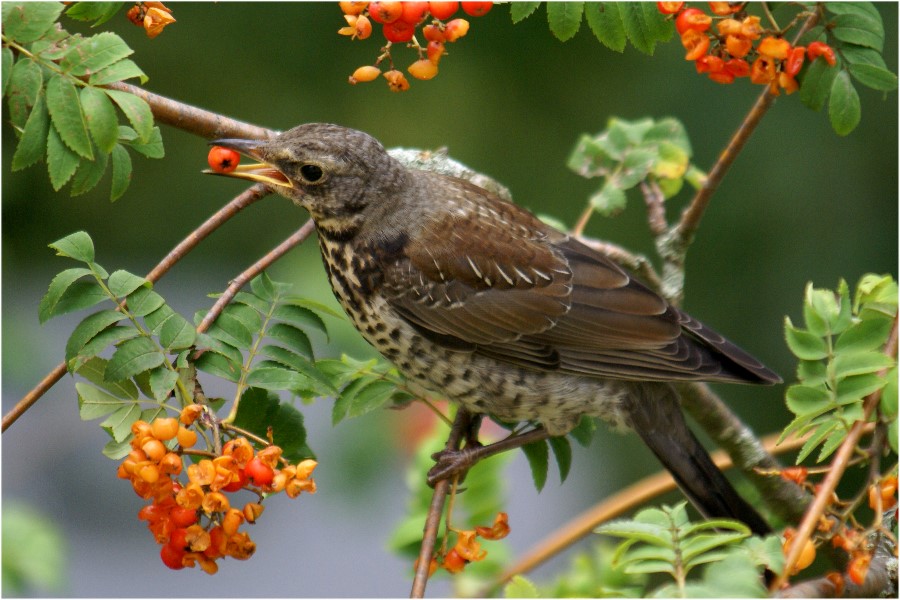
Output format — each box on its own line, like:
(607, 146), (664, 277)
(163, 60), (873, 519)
(427, 443), (484, 487)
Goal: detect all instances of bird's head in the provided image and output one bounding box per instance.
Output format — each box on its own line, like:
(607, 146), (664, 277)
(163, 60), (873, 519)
(208, 123), (407, 239)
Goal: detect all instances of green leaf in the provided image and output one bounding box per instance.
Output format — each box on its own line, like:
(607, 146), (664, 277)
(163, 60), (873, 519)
(504, 575), (540, 598)
(547, 2), (583, 42)
(109, 143), (132, 201)
(829, 70), (861, 136)
(148, 366), (178, 401)
(825, 2), (881, 19)
(799, 58), (839, 112)
(69, 150), (109, 196)
(836, 317), (894, 353)
(835, 373), (885, 406)
(620, 2), (671, 55)
(46, 125), (81, 190)
(100, 403), (142, 442)
(76, 381), (129, 420)
(817, 428), (848, 462)
(107, 269), (149, 297)
(233, 387), (312, 461)
(128, 287), (166, 318)
(79, 86), (119, 153)
(194, 351), (241, 382)
(60, 32), (133, 76)
(11, 92), (49, 171)
(260, 346), (336, 395)
(510, 2), (540, 23)
(522, 438), (549, 491)
(246, 366), (310, 391)
(72, 356), (139, 399)
(65, 2), (125, 26)
(268, 322), (313, 359)
(88, 58), (148, 86)
(104, 89), (153, 142)
(159, 314), (196, 350)
(45, 75), (93, 160)
(205, 311), (253, 349)
(880, 367), (897, 418)
(273, 304), (328, 338)
(105, 336), (165, 381)
(1, 2), (64, 43)
(43, 280), (108, 320)
(597, 520), (672, 547)
(616, 147), (656, 188)
(126, 126), (164, 158)
(6, 58), (43, 129)
(831, 12), (884, 51)
(548, 435), (572, 483)
(584, 2), (626, 52)
(70, 326), (139, 370)
(2, 47), (13, 96)
(797, 420), (838, 463)
(786, 384), (833, 417)
(784, 318), (827, 360)
(347, 379), (397, 418)
(222, 303), (262, 335)
(589, 181), (627, 217)
(849, 63), (898, 91)
(250, 272), (278, 302)
(65, 309), (124, 361)
(834, 350), (894, 379)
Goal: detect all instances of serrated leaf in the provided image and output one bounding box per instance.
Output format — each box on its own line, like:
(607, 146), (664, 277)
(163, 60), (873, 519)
(799, 58), (838, 112)
(250, 272), (277, 302)
(246, 366), (309, 391)
(100, 403), (142, 442)
(831, 12), (883, 51)
(105, 336), (165, 381)
(597, 520), (672, 546)
(233, 387), (311, 461)
(880, 367), (897, 418)
(797, 358), (827, 385)
(109, 143), (132, 201)
(232, 290), (270, 313)
(522, 438), (549, 491)
(510, 2), (540, 23)
(348, 379), (397, 418)
(786, 384), (833, 417)
(268, 322), (313, 359)
(76, 381), (129, 420)
(222, 303), (262, 335)
(332, 375), (373, 425)
(148, 366), (178, 401)
(102, 438), (134, 459)
(836, 373), (885, 406)
(584, 2), (626, 52)
(817, 428), (848, 462)
(273, 304), (328, 337)
(834, 350), (894, 379)
(569, 415), (596, 446)
(159, 314), (196, 350)
(836, 317), (894, 353)
(1, 2), (64, 43)
(88, 58), (148, 86)
(46, 124), (81, 190)
(260, 346), (336, 395)
(504, 575), (540, 598)
(547, 2), (583, 42)
(70, 150), (109, 196)
(2, 47), (13, 96)
(45, 75), (93, 160)
(126, 126), (164, 158)
(79, 86), (119, 153)
(589, 181), (627, 216)
(70, 326), (139, 370)
(784, 319), (827, 360)
(548, 435), (572, 483)
(61, 32), (133, 76)
(128, 287), (166, 318)
(65, 309), (125, 361)
(72, 356), (139, 399)
(66, 2), (124, 26)
(44, 280), (108, 320)
(205, 311), (253, 349)
(104, 88), (153, 142)
(848, 63), (898, 91)
(796, 420), (838, 463)
(829, 70), (861, 136)
(620, 2), (671, 55)
(6, 58), (43, 129)
(194, 351), (241, 382)
(40, 267), (93, 323)
(194, 332), (244, 365)
(11, 92), (49, 171)
(107, 269), (149, 297)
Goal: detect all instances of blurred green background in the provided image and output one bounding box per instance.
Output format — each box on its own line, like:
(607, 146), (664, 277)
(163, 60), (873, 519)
(2, 2), (897, 596)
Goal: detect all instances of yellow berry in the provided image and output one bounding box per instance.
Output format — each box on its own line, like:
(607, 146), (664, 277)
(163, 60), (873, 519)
(350, 65), (381, 84)
(408, 59), (438, 80)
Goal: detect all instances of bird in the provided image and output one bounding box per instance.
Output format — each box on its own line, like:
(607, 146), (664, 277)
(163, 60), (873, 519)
(209, 122), (781, 535)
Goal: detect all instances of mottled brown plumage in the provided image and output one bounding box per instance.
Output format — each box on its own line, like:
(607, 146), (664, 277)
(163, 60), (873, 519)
(211, 123), (780, 534)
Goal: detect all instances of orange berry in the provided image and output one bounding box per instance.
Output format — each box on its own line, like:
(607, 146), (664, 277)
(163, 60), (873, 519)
(207, 147), (240, 174)
(151, 417), (179, 441)
(138, 463), (160, 484)
(783, 533), (816, 574)
(475, 512), (510, 540)
(383, 69), (410, 92)
(847, 554), (871, 585)
(656, 2), (685, 15)
(339, 1), (368, 15)
(716, 18), (742, 36)
(179, 404), (203, 426)
(160, 542), (186, 570)
(443, 18), (469, 42)
(725, 34), (752, 58)
(428, 1), (458, 20)
(159, 452), (183, 475)
(244, 456), (275, 487)
(461, 1), (492, 17)
(427, 40), (445, 64)
(141, 438), (167, 462)
(222, 508), (245, 536)
(740, 15), (762, 40)
(400, 1), (429, 24)
(442, 548), (467, 573)
(708, 1), (739, 15)
(243, 502), (265, 523)
(423, 23), (445, 42)
(724, 58), (750, 77)
(780, 466), (809, 485)
(784, 45), (806, 77)
(680, 29), (709, 61)
(131, 419), (152, 438)
(825, 572), (845, 597)
(807, 41), (837, 66)
(675, 7), (711, 34)
(408, 59), (438, 80)
(758, 36), (790, 60)
(750, 55), (776, 84)
(368, 1), (402, 24)
(868, 475), (899, 510)
(170, 505), (199, 528)
(176, 425), (197, 448)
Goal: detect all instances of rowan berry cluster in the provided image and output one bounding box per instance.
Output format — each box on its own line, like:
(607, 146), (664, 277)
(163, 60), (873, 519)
(658, 2), (836, 94)
(125, 2), (176, 39)
(338, 1), (493, 91)
(416, 512), (510, 577)
(117, 405), (318, 573)
(778, 467), (897, 587)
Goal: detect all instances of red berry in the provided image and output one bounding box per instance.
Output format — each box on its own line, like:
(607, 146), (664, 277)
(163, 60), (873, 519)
(443, 18), (469, 42)
(847, 554), (870, 585)
(422, 23), (445, 42)
(170, 506), (199, 528)
(368, 1), (402, 23)
(784, 45), (806, 77)
(207, 147), (240, 174)
(428, 1), (458, 20)
(461, 1), (492, 16)
(160, 541), (186, 570)
(244, 457), (275, 487)
(427, 40), (445, 64)
(724, 58), (750, 77)
(222, 468), (249, 492)
(400, 1), (429, 24)
(383, 19), (415, 42)
(675, 7), (711, 34)
(807, 41), (837, 67)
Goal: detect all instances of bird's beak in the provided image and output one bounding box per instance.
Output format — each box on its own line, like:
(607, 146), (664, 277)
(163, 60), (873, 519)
(204, 138), (293, 188)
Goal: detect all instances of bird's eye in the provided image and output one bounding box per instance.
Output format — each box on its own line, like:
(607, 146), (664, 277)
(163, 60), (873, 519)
(299, 164), (325, 183)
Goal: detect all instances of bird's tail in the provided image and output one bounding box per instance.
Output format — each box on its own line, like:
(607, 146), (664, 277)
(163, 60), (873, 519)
(626, 382), (771, 536)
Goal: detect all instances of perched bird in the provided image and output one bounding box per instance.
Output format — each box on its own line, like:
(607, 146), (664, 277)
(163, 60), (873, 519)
(210, 123), (780, 534)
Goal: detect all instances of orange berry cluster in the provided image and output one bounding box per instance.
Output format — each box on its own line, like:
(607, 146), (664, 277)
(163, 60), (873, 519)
(416, 512), (510, 577)
(117, 405), (318, 573)
(339, 1), (492, 91)
(125, 2), (176, 39)
(658, 2), (836, 94)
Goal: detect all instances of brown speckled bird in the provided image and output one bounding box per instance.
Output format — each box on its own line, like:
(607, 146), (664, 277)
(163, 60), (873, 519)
(211, 123), (780, 534)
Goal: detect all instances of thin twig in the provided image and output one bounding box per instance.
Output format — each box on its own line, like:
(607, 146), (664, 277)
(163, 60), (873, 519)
(641, 180), (668, 236)
(410, 409), (473, 598)
(772, 318), (898, 591)
(197, 219), (316, 334)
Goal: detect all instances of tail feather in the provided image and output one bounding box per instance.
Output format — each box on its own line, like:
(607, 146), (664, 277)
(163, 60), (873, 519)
(626, 382), (771, 536)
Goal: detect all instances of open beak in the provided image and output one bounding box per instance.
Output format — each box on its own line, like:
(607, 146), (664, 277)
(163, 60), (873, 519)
(204, 138), (293, 189)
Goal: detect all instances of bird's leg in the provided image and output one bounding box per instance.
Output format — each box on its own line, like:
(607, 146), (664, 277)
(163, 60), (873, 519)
(427, 424), (551, 487)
